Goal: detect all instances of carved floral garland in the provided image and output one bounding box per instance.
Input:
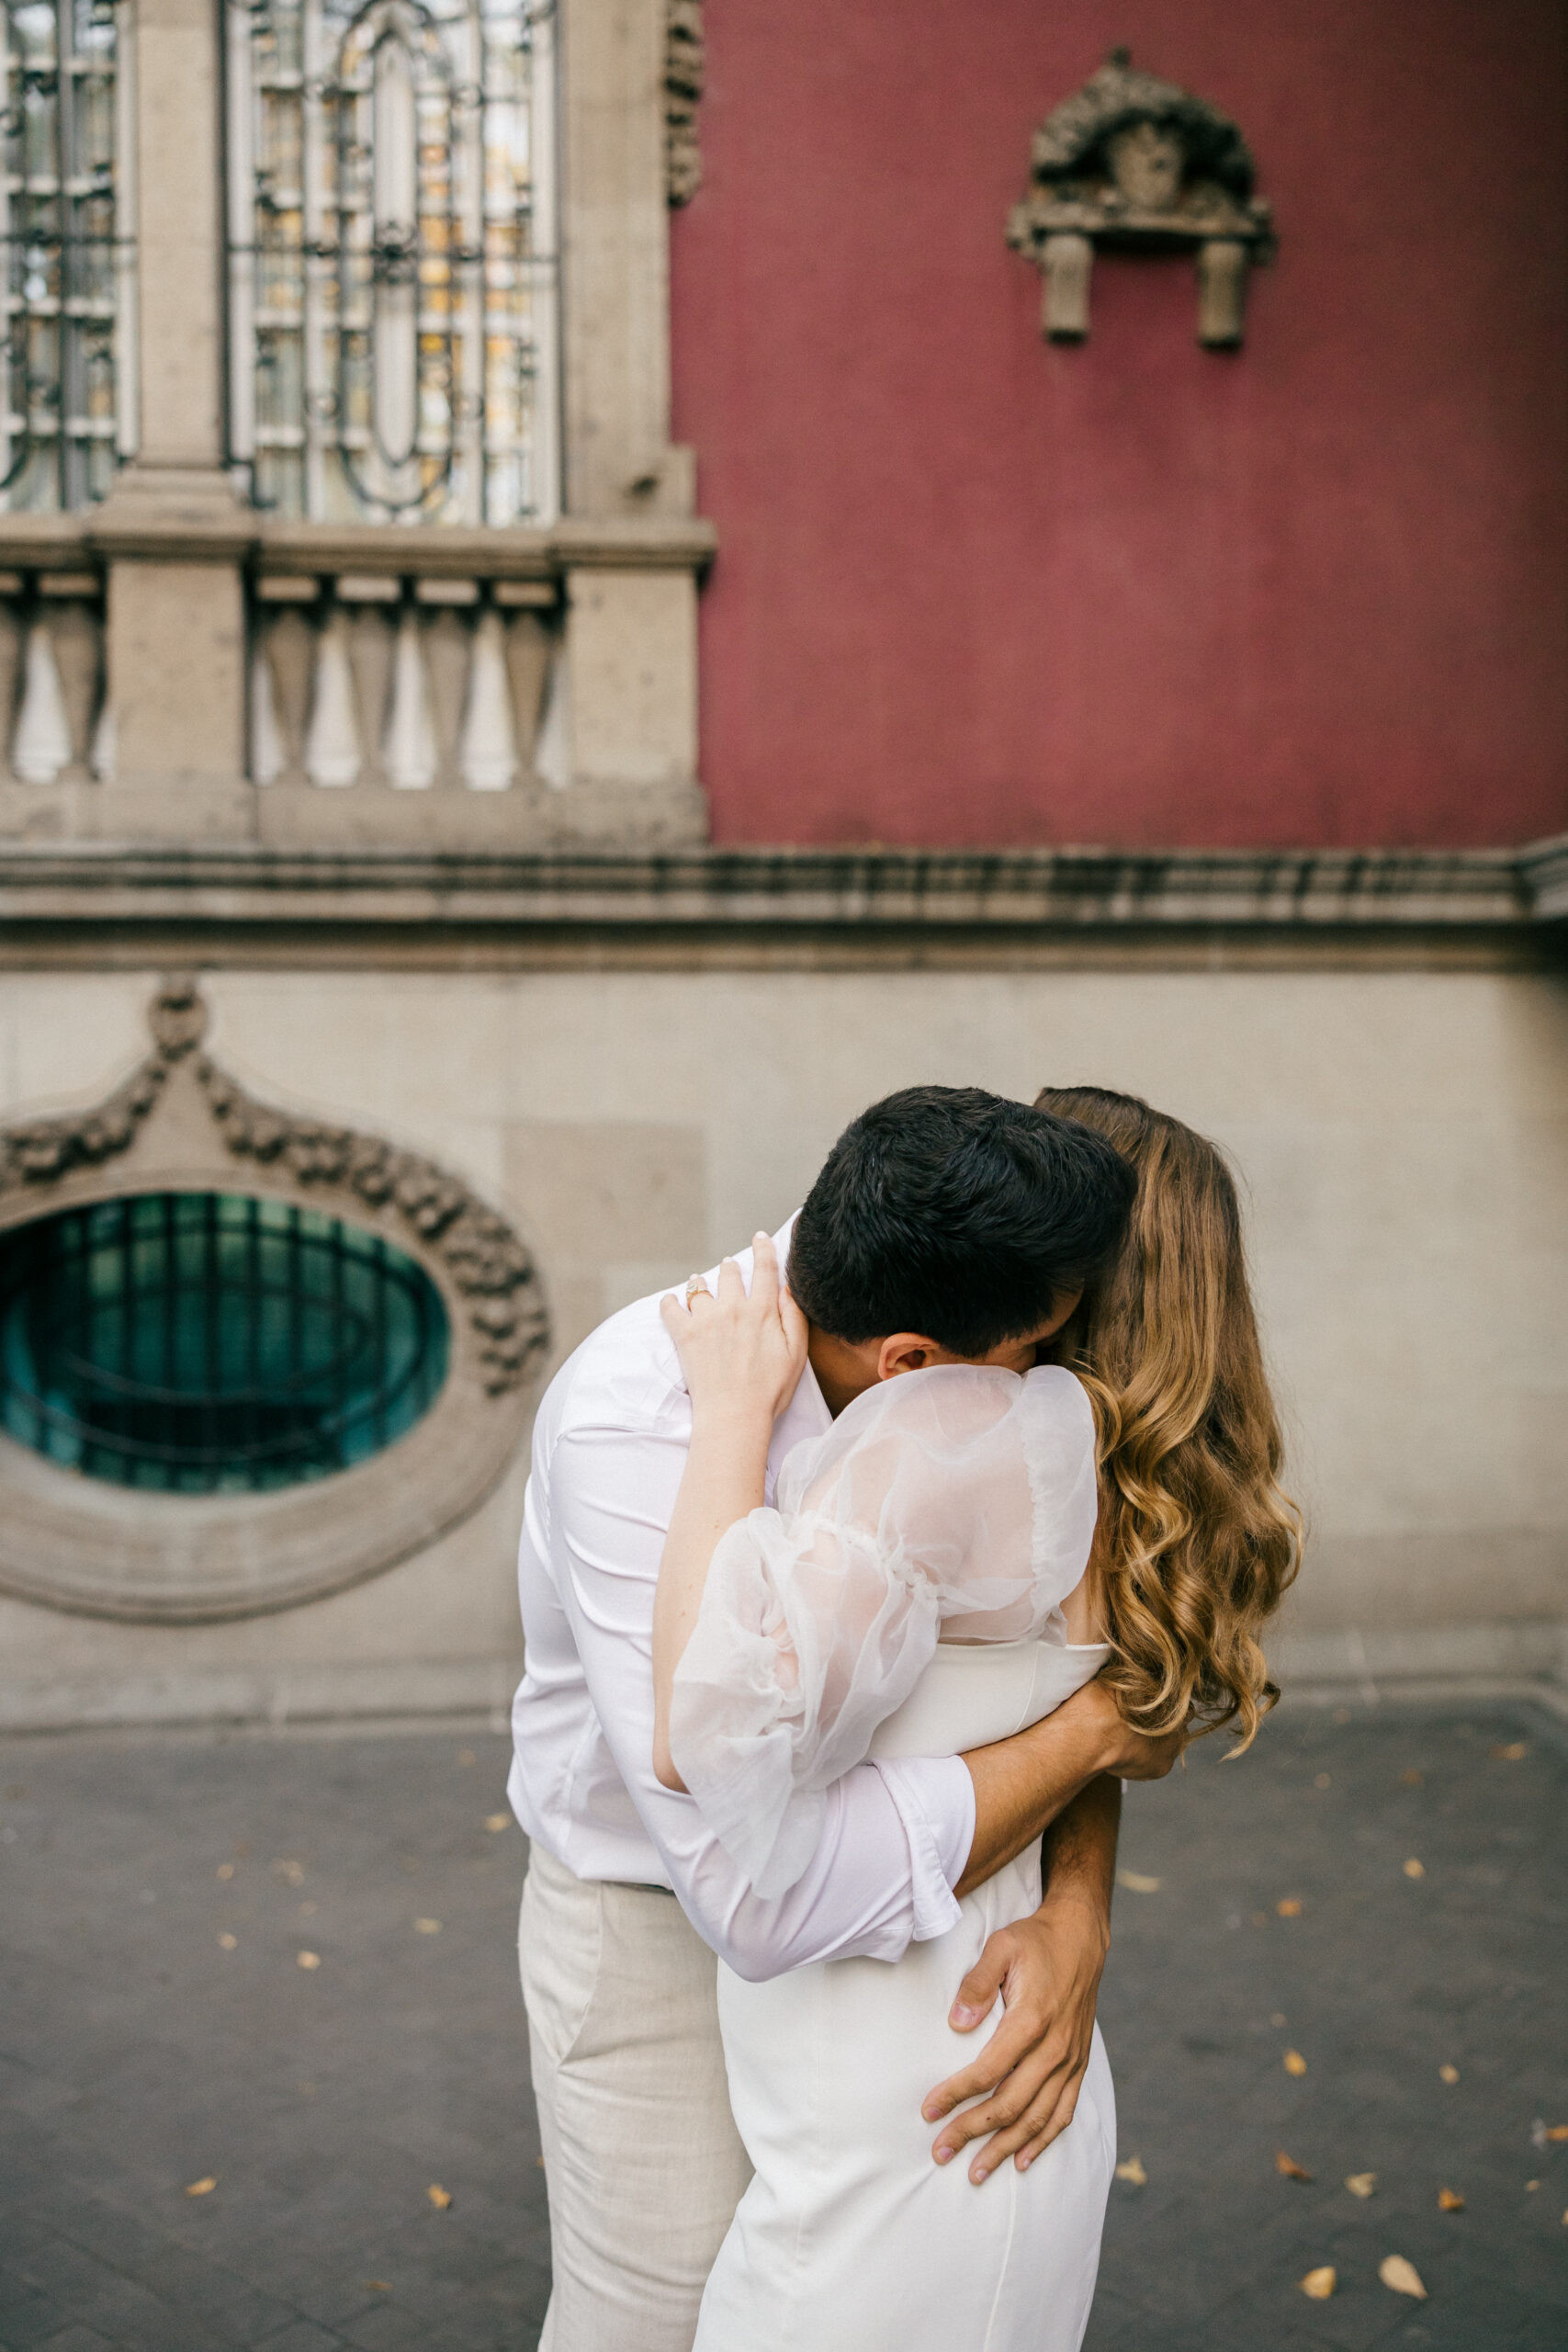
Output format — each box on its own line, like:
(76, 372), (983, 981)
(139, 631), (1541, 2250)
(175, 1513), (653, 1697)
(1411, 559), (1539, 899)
(0, 975), (547, 1396)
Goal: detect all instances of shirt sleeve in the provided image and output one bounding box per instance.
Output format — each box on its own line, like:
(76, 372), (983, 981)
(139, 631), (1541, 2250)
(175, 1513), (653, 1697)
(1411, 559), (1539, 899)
(546, 1415), (975, 1977)
(668, 1364), (1098, 1897)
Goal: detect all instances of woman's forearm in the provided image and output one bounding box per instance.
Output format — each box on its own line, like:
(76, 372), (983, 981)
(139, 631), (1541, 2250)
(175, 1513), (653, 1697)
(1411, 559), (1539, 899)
(652, 1408), (773, 1789)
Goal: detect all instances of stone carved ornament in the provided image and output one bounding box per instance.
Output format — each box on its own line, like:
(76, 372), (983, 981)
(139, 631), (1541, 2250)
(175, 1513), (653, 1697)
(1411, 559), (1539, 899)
(1007, 49), (1276, 346)
(666, 0), (705, 206)
(0, 975), (547, 1395)
(0, 977), (550, 1623)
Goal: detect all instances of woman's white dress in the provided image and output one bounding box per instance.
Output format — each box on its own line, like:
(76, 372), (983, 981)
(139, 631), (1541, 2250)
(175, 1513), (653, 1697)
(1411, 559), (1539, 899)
(669, 1364), (1117, 2352)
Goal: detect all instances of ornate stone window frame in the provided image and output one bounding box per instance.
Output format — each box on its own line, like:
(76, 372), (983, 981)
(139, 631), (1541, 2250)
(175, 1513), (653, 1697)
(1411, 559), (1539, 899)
(0, 973), (548, 1622)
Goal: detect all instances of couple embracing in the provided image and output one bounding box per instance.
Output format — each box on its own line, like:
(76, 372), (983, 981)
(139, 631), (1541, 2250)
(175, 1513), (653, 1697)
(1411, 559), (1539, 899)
(509, 1083), (1299, 2350)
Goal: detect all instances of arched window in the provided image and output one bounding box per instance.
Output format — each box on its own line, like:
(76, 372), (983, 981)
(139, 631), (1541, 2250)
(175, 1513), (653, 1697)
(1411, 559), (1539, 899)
(224, 0), (558, 525)
(0, 1190), (449, 1492)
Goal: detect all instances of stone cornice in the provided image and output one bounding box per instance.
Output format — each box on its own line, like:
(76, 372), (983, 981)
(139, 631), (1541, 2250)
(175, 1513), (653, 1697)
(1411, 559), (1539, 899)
(0, 510), (718, 578)
(0, 841), (1560, 944)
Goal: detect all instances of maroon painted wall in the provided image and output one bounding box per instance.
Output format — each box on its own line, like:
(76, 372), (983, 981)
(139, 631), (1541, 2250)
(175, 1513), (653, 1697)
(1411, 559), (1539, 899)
(670, 2), (1568, 850)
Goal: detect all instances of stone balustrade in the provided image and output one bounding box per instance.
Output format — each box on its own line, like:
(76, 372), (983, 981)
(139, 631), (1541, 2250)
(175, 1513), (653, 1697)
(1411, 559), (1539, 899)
(0, 506), (713, 849)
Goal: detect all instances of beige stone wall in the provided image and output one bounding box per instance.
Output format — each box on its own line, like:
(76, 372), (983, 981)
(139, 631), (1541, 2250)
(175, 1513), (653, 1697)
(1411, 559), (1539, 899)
(0, 958), (1563, 1724)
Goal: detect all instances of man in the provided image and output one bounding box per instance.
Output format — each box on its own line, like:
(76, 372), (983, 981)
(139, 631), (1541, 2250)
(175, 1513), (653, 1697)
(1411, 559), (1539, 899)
(509, 1087), (1185, 2350)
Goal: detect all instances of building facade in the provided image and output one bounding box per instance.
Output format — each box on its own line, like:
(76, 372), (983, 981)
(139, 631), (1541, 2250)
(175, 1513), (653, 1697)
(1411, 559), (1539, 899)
(0, 0), (1563, 1730)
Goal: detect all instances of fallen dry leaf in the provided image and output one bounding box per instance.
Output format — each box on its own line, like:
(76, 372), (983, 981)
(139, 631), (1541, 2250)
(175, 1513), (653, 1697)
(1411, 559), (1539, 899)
(1403, 1858), (1426, 1880)
(1314, 1772), (1331, 1789)
(1275, 2151), (1313, 2181)
(457, 1749), (477, 1767)
(363, 2281), (390, 2292)
(1270, 2012), (1287, 2028)
(1346, 2172), (1377, 2199)
(485, 1814), (511, 1833)
(1113, 2155), (1147, 2186)
(1546, 2125), (1568, 2143)
(1438, 2188), (1465, 2212)
(1490, 1742), (1528, 1761)
(426, 2184), (452, 2210)
(297, 1950), (321, 1970)
(1277, 1897), (1303, 1918)
(1115, 1870), (1161, 1894)
(1439, 2064), (1460, 2085)
(1283, 2050), (1308, 2077)
(1400, 1767), (1423, 1786)
(1379, 2255), (1427, 2300)
(184, 2177), (218, 2198)
(414, 1918), (442, 1935)
(1526, 2179), (1540, 2192)
(217, 1932), (237, 1951)
(216, 1863), (234, 1881)
(1299, 2267), (1336, 2300)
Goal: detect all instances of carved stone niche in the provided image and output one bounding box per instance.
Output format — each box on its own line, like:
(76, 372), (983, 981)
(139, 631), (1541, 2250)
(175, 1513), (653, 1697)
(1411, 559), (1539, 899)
(1007, 49), (1275, 347)
(0, 976), (550, 1623)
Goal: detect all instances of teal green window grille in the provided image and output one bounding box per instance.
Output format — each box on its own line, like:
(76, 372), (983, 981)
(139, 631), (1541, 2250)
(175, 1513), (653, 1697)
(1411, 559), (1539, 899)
(0, 1190), (448, 1491)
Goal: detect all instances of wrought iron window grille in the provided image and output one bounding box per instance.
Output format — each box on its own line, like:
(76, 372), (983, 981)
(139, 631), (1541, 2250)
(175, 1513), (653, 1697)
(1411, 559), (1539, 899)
(0, 0), (136, 513)
(0, 1189), (450, 1492)
(224, 0), (560, 526)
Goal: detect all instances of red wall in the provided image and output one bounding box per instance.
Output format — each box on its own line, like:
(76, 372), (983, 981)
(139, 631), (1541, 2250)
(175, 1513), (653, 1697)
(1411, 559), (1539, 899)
(671, 1), (1568, 849)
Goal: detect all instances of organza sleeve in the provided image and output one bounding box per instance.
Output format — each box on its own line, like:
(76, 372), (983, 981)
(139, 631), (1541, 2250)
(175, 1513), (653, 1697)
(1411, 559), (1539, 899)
(667, 1363), (1098, 1897)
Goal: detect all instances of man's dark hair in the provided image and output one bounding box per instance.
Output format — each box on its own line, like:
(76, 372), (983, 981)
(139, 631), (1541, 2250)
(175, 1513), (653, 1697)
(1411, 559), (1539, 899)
(787, 1085), (1136, 1357)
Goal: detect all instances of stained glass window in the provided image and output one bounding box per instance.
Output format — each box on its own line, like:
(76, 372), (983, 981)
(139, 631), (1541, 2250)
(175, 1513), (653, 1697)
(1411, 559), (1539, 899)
(0, 0), (134, 512)
(225, 0), (558, 526)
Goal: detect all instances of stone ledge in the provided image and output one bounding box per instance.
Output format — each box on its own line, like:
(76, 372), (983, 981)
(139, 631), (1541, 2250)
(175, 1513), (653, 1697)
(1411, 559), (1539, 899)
(0, 1655), (522, 1734)
(0, 839), (1559, 937)
(0, 508), (719, 579)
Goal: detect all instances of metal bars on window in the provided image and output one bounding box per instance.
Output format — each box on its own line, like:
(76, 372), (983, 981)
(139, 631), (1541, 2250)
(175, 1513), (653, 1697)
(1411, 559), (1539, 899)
(0, 0), (135, 512)
(224, 0), (558, 526)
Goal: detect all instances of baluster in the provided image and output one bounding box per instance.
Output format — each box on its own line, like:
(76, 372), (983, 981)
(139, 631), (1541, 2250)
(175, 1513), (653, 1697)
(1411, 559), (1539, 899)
(44, 592), (104, 784)
(304, 610), (362, 787)
(91, 701), (116, 782)
(532, 639), (571, 792)
(0, 586), (25, 784)
(260, 607), (314, 786)
(502, 607), (551, 776)
(458, 606), (517, 791)
(250, 644), (285, 785)
(339, 579), (400, 789)
(12, 616), (73, 786)
(383, 608), (437, 789)
(421, 597), (473, 787)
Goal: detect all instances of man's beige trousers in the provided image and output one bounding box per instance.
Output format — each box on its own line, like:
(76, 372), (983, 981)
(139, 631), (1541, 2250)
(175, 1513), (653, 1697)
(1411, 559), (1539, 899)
(520, 1843), (752, 2352)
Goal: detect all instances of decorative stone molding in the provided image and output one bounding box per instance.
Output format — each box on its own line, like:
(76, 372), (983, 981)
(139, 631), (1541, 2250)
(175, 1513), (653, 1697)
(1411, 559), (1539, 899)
(0, 975), (549, 1622)
(665, 1), (705, 206)
(1008, 49), (1275, 346)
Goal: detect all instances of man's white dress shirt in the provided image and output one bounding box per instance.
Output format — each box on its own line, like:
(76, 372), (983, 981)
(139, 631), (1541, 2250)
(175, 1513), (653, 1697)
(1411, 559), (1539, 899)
(507, 1223), (977, 1981)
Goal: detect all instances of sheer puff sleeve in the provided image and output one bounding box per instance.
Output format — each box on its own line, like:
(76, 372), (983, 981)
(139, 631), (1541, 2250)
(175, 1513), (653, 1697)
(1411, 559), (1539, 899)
(668, 1363), (1099, 1898)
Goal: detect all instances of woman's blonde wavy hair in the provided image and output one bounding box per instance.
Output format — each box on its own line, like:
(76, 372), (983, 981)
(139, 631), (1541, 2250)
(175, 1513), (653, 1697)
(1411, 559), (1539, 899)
(1035, 1085), (1302, 1751)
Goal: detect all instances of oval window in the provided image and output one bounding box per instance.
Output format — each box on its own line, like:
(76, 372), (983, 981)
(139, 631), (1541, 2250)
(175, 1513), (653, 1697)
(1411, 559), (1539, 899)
(0, 1192), (449, 1494)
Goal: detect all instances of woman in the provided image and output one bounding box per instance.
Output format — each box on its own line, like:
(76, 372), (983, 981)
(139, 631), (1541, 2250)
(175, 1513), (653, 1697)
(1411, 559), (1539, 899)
(655, 1089), (1300, 2352)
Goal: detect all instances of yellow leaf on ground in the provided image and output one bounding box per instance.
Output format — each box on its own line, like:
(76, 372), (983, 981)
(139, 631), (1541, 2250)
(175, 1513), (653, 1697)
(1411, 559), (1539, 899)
(1277, 1897), (1303, 1917)
(1403, 1858), (1425, 1880)
(216, 1863), (233, 1880)
(1379, 2255), (1427, 2299)
(1115, 1870), (1161, 1894)
(1113, 2155), (1147, 2186)
(1400, 1768), (1423, 1786)
(1438, 2064), (1460, 2085)
(1438, 2188), (1465, 2211)
(1490, 1742), (1528, 1760)
(297, 1950), (321, 1970)
(1345, 2172), (1377, 2199)
(485, 1814), (511, 1832)
(184, 2177), (218, 2198)
(1299, 2267), (1336, 2300)
(457, 1750), (477, 1767)
(1546, 2125), (1568, 2142)
(1275, 2151), (1313, 2181)
(363, 2281), (390, 2292)
(427, 2184), (453, 2210)
(414, 1918), (442, 1934)
(1283, 2050), (1308, 2076)
(217, 1933), (237, 1951)
(1525, 2180), (1540, 2191)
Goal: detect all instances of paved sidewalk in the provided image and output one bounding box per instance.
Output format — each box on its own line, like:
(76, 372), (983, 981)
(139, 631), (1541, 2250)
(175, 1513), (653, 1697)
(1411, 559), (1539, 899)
(2, 1699), (1564, 2350)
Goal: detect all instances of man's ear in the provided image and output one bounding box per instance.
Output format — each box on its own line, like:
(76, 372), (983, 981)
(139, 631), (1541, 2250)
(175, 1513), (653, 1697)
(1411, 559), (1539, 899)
(875, 1333), (946, 1382)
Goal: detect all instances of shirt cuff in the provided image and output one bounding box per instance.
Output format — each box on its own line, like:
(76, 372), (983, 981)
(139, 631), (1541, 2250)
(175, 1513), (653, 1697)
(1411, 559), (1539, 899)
(871, 1754), (976, 1943)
